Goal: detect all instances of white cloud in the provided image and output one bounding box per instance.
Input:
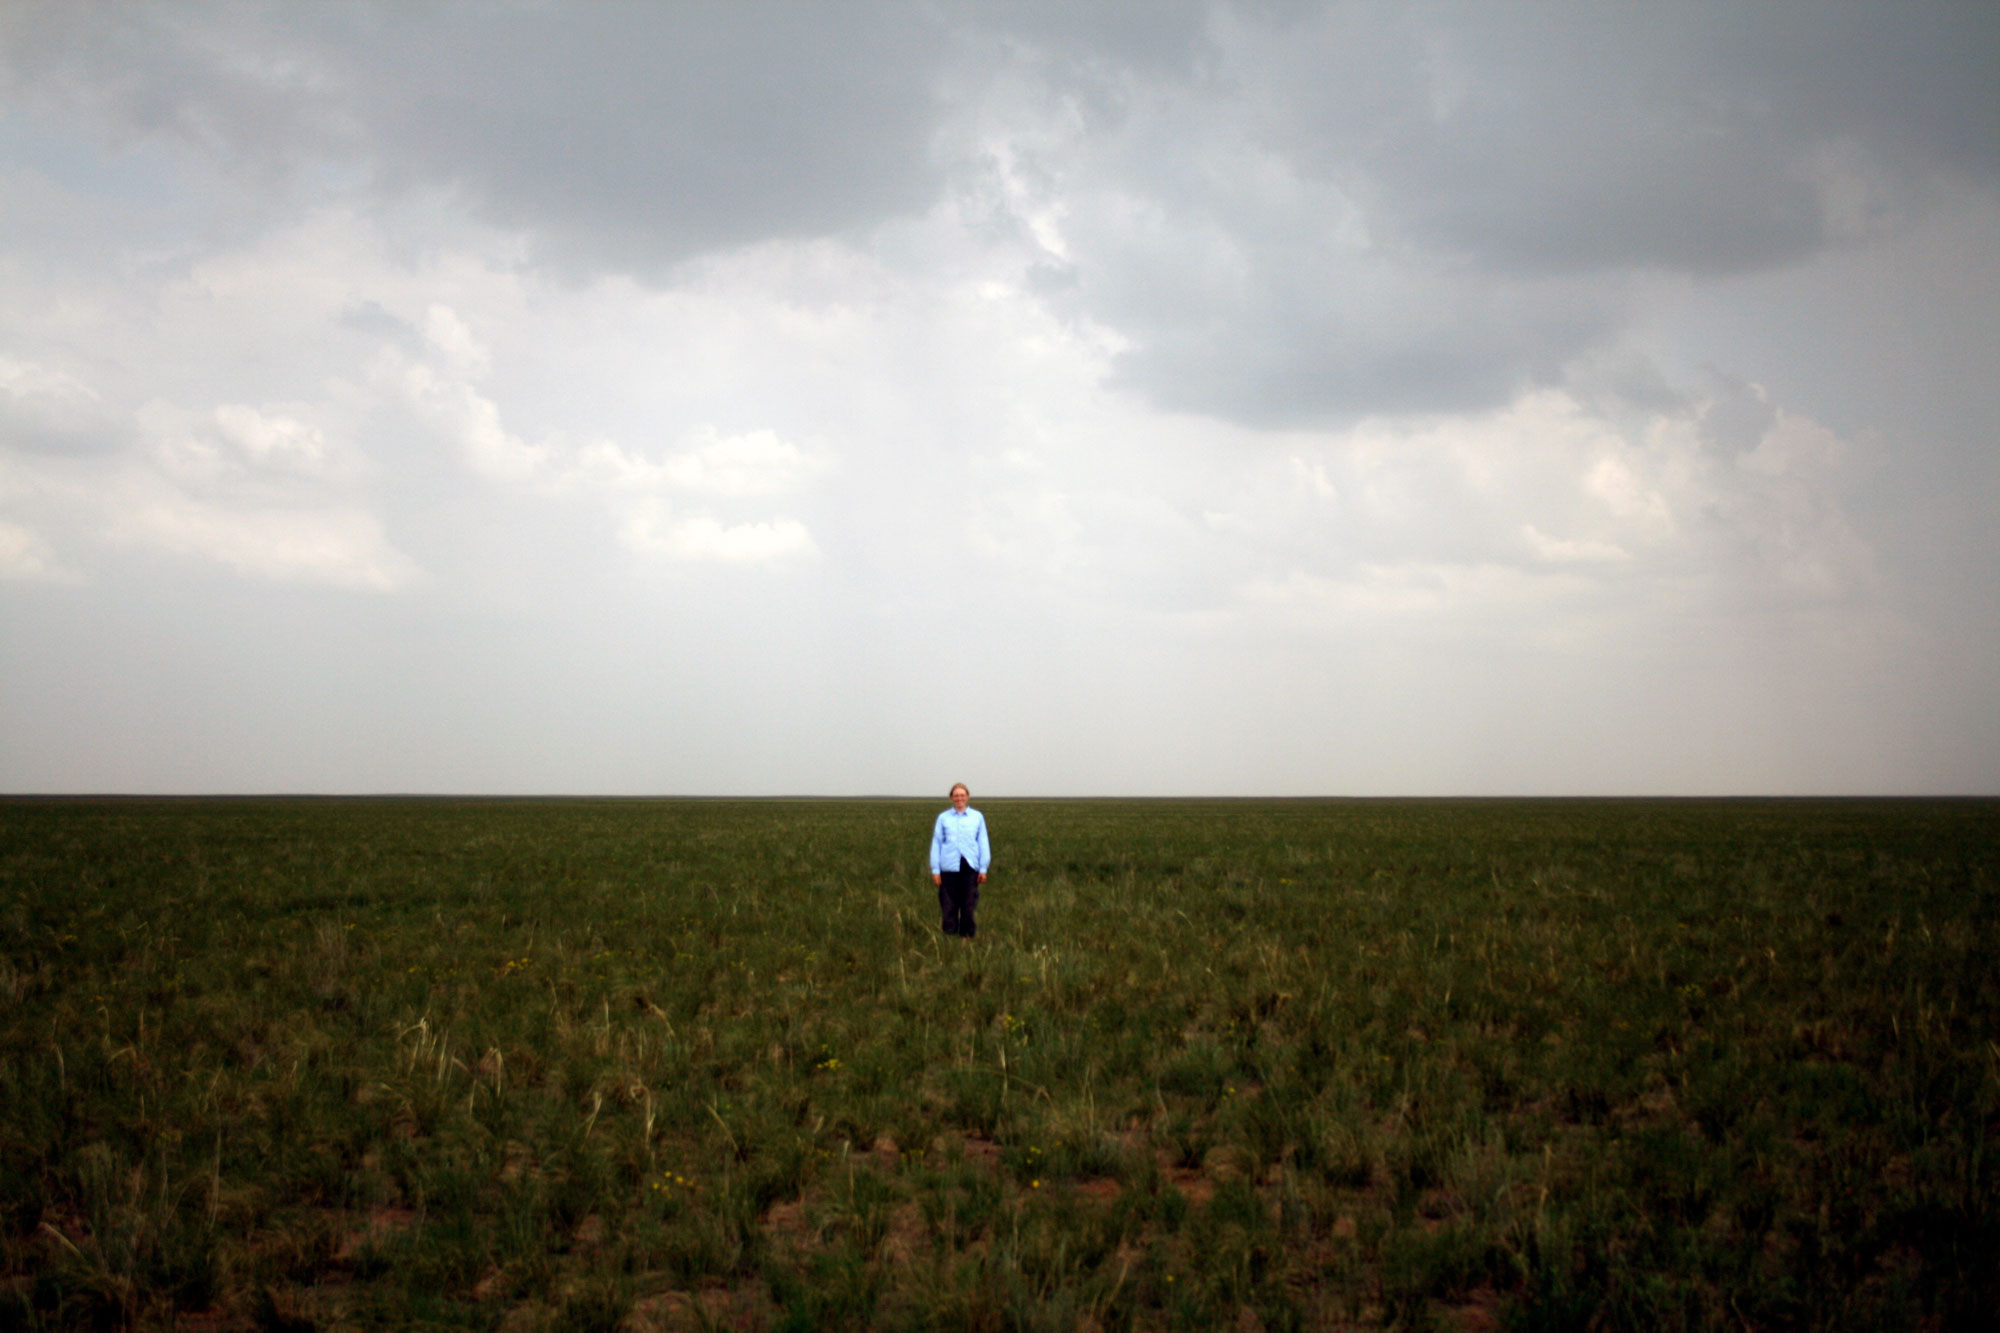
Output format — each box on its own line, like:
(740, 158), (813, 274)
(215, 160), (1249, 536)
(110, 493), (416, 591)
(1583, 454), (1674, 535)
(577, 427), (823, 497)
(1725, 409), (1876, 599)
(211, 404), (328, 471)
(1316, 382), (1871, 606)
(0, 358), (418, 590)
(113, 398), (412, 589)
(378, 352), (549, 483)
(1522, 525), (1630, 565)
(0, 517), (74, 581)
(1244, 560), (1577, 621)
(938, 371), (1876, 642)
(620, 506), (817, 565)
(1291, 456), (1338, 500)
(376, 341), (828, 563)
(0, 355), (98, 414)
(0, 354), (119, 452)
(421, 303), (491, 376)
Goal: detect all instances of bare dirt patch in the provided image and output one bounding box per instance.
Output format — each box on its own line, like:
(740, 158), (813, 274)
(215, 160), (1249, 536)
(498, 1140), (537, 1184)
(335, 1206), (416, 1260)
(1416, 1189), (1460, 1232)
(623, 1292), (689, 1332)
(623, 1284), (775, 1332)
(879, 1201), (928, 1266)
(498, 1302), (551, 1333)
(1165, 1165), (1214, 1206)
(1443, 1284), (1504, 1331)
(761, 1198), (811, 1247)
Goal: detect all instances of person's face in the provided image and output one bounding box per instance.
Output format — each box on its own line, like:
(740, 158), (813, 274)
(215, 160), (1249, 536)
(951, 786), (969, 811)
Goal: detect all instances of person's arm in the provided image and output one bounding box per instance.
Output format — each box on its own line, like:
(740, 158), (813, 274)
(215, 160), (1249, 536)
(976, 812), (990, 881)
(929, 813), (944, 884)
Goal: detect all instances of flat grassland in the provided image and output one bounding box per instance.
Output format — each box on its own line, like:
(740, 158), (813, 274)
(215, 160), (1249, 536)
(2, 798), (1996, 1330)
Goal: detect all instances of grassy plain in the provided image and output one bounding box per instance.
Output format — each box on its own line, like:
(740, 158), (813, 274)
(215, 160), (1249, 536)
(1, 797), (1997, 1331)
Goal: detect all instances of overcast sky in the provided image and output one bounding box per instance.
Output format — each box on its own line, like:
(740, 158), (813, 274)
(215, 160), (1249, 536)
(2, 2), (1996, 795)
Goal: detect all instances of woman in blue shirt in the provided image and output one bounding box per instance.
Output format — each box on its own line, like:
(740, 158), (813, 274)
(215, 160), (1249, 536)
(929, 782), (991, 938)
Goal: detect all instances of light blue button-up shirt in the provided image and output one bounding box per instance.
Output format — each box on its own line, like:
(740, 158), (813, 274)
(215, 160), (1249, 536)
(930, 807), (991, 875)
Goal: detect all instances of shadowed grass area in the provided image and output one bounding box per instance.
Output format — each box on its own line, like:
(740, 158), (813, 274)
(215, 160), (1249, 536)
(2, 797), (1996, 1329)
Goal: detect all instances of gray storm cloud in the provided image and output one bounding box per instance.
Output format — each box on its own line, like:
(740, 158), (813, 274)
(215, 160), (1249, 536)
(6, 2), (1995, 423)
(1025, 3), (2000, 422)
(1, 3), (950, 270)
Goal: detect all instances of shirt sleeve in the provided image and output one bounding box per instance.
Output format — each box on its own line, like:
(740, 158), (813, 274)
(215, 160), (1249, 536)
(929, 812), (945, 874)
(975, 812), (991, 872)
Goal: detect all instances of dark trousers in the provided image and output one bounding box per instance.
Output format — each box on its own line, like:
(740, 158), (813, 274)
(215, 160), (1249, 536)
(938, 857), (980, 938)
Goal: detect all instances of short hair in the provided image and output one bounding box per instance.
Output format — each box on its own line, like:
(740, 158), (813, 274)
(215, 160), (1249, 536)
(949, 782), (969, 797)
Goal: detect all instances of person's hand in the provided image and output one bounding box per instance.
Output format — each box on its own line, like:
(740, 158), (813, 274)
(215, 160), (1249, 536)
(977, 873), (987, 884)
(932, 874), (942, 886)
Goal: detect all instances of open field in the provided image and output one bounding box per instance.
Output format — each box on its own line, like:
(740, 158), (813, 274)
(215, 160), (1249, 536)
(2, 797), (1997, 1331)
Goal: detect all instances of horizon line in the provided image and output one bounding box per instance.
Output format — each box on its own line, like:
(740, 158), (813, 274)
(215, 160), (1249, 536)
(3, 791), (1996, 802)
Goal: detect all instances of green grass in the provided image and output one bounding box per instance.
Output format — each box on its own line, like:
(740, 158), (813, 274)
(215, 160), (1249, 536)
(2, 797), (1997, 1330)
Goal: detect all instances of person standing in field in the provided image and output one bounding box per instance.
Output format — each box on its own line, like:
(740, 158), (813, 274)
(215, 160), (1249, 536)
(930, 782), (990, 938)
